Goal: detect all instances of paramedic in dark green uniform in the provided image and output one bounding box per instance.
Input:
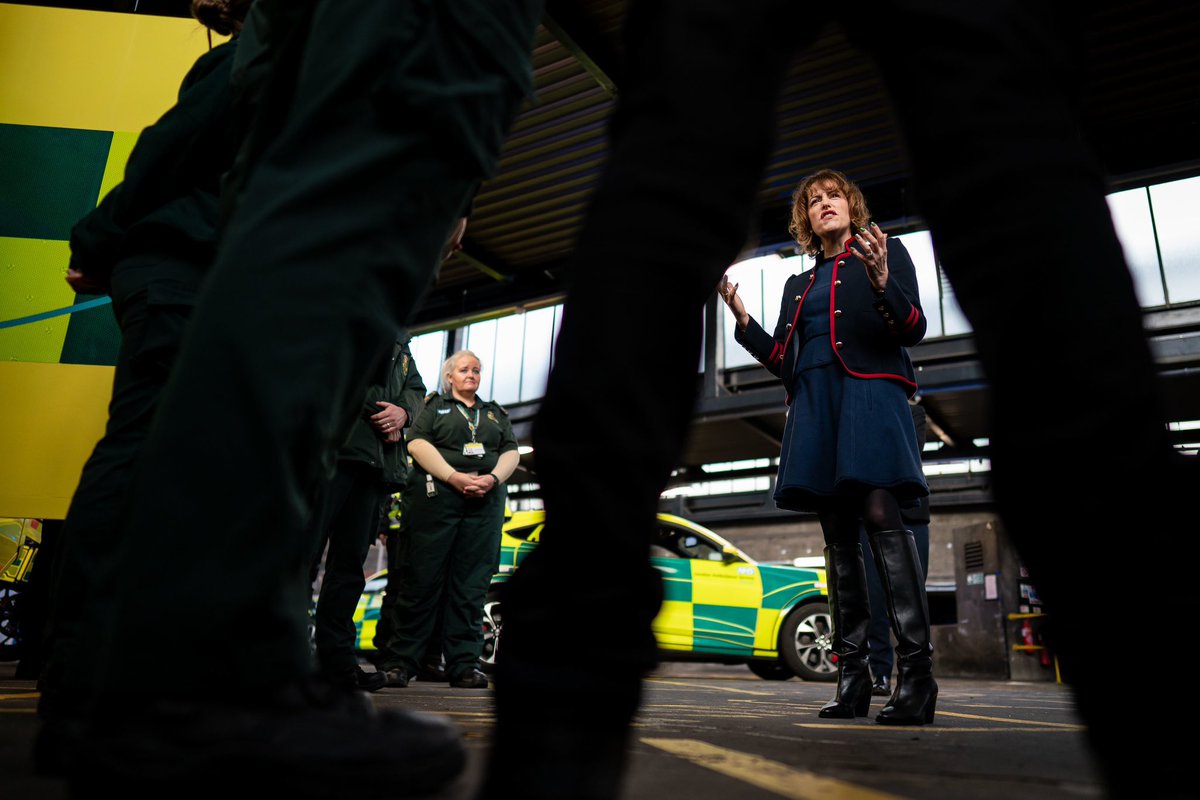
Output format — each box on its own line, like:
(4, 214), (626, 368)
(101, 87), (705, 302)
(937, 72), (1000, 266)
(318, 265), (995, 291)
(73, 1), (543, 792)
(310, 338), (425, 692)
(40, 0), (248, 714)
(379, 350), (518, 689)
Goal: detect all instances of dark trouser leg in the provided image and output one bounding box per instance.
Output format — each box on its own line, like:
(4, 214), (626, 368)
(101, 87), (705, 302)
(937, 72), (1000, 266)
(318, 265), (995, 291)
(313, 462), (383, 676)
(377, 489), (459, 676)
(371, 499), (402, 651)
(84, 0), (542, 700)
(442, 490), (504, 679)
(485, 2), (805, 797)
(46, 267), (195, 701)
(857, 0), (1194, 788)
(374, 500), (447, 670)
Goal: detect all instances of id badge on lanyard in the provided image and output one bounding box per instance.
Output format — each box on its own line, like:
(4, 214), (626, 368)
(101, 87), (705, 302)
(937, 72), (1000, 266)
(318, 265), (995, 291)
(457, 403), (485, 458)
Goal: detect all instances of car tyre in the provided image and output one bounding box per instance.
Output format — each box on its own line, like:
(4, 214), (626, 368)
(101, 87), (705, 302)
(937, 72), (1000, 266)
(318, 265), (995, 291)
(746, 660), (794, 681)
(779, 601), (837, 683)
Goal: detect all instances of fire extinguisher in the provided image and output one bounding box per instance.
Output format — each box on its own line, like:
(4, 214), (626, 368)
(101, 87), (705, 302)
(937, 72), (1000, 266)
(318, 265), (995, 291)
(1020, 620), (1035, 652)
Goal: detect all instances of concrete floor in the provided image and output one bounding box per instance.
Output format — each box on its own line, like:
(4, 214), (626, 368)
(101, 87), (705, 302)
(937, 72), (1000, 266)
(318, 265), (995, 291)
(0, 662), (1103, 799)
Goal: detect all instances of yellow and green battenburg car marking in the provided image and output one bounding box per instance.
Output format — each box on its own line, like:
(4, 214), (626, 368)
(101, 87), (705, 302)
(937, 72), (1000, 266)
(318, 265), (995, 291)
(349, 511), (832, 680)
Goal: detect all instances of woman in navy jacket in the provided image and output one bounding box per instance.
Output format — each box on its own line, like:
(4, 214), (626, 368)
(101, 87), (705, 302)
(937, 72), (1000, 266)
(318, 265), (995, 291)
(720, 169), (935, 725)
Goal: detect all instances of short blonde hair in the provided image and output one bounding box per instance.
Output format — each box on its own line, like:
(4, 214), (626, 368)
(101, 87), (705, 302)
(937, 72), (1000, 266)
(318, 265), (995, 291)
(788, 169), (872, 258)
(440, 349), (482, 394)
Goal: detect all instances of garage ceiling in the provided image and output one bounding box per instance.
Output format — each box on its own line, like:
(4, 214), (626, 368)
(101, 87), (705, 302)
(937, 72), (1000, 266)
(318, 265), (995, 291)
(23, 0), (1200, 485)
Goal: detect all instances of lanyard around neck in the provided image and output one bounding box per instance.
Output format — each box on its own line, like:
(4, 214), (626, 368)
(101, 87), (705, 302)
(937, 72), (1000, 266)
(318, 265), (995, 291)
(454, 402), (480, 442)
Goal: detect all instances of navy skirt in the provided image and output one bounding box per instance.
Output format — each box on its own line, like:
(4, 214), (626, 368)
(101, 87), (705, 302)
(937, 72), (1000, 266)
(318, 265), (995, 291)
(774, 362), (928, 512)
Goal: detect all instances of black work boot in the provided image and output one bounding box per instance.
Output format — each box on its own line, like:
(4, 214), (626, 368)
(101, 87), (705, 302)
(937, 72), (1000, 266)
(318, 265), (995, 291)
(869, 529), (937, 725)
(818, 543), (873, 719)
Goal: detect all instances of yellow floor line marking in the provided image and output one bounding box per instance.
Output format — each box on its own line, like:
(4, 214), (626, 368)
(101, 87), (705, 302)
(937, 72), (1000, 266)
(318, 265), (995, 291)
(936, 711), (1083, 729)
(0, 693), (38, 701)
(798, 723), (1074, 732)
(646, 679), (772, 696)
(642, 738), (904, 800)
(0, 708), (38, 714)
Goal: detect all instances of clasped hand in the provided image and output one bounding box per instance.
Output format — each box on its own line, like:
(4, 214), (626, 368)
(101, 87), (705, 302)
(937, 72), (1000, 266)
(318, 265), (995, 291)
(447, 471), (494, 497)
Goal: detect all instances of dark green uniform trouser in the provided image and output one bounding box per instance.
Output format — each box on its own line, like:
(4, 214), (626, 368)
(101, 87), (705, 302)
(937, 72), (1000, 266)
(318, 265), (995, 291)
(379, 477), (504, 680)
(373, 499), (445, 665)
(311, 460), (384, 675)
(82, 0), (541, 698)
(46, 257), (200, 696)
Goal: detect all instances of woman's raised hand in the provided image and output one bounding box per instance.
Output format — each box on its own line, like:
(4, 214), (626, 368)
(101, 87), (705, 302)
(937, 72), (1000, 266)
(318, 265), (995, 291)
(718, 274), (750, 329)
(850, 222), (889, 292)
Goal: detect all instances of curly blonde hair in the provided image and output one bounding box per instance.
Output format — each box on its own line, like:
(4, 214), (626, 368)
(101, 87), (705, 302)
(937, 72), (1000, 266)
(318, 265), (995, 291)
(788, 169), (872, 258)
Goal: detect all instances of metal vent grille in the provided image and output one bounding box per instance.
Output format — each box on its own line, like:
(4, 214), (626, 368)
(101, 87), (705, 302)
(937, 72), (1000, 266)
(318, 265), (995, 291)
(963, 541), (985, 570)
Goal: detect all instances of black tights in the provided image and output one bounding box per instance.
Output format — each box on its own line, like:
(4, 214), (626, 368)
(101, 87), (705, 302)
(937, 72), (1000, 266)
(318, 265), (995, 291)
(817, 489), (905, 546)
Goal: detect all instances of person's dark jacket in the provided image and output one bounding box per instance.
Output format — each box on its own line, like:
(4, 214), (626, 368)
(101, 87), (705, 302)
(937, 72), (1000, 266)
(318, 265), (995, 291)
(68, 40), (240, 289)
(339, 340), (426, 486)
(736, 236), (925, 401)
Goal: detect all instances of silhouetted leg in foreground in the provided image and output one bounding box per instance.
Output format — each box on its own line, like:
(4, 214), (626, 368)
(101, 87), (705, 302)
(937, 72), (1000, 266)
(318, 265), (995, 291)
(488, 1), (1194, 798)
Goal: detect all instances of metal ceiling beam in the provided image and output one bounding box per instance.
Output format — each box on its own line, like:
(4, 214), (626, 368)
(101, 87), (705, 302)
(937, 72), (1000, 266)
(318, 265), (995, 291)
(543, 2), (621, 99)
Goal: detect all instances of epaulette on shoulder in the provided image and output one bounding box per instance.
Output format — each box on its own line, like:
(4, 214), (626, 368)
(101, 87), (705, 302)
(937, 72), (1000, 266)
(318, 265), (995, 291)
(424, 391), (440, 403)
(491, 401), (509, 417)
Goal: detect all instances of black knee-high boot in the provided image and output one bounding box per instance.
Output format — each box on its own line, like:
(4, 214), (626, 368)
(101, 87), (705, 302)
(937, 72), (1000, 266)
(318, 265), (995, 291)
(869, 529), (937, 725)
(818, 543), (873, 719)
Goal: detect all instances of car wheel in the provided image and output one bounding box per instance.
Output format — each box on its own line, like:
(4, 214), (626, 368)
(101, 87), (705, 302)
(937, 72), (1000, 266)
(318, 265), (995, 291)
(0, 587), (23, 662)
(746, 660), (794, 681)
(779, 601), (837, 682)
(479, 594), (502, 673)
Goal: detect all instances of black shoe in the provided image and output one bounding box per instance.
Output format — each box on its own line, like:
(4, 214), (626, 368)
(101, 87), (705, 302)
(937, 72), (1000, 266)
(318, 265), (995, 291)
(384, 668), (411, 688)
(325, 666), (387, 693)
(449, 669), (489, 689)
(354, 667), (387, 692)
(871, 674), (891, 697)
(418, 662), (448, 683)
(70, 677), (464, 796)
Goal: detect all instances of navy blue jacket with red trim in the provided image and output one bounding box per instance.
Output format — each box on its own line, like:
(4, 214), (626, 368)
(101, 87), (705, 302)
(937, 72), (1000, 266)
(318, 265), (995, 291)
(734, 236), (925, 401)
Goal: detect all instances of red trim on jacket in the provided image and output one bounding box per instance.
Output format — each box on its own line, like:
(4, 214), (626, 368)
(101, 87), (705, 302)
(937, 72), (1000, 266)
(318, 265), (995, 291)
(767, 341), (783, 369)
(826, 240), (919, 395)
(902, 305), (921, 332)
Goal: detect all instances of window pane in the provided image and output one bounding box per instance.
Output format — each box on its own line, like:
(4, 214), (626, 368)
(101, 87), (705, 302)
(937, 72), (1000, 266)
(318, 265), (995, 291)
(464, 319), (498, 399)
(1106, 188), (1165, 307)
(894, 231), (943, 338)
(408, 330), (446, 395)
(491, 314), (525, 404)
(519, 306), (556, 401)
(937, 262), (973, 336)
(764, 254), (805, 327)
(1150, 176), (1200, 304)
(719, 254), (798, 369)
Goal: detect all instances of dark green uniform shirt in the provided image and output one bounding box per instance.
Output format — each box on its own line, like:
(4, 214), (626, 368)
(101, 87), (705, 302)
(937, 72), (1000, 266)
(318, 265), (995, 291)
(410, 392), (517, 476)
(338, 340), (426, 485)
